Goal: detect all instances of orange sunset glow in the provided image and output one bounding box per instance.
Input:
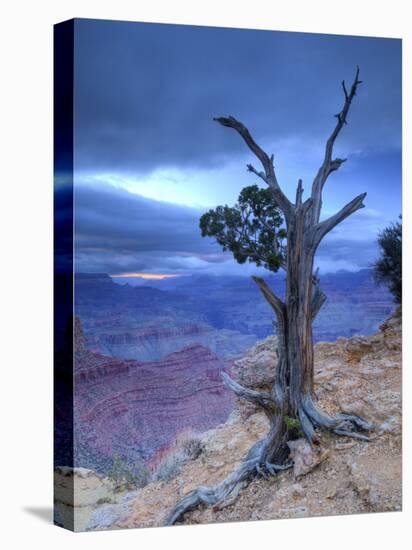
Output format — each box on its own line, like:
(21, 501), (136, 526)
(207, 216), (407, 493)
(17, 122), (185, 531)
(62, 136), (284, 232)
(111, 272), (180, 280)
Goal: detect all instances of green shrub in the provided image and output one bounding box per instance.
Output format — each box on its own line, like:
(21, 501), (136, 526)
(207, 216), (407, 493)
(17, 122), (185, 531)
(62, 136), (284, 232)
(153, 453), (184, 482)
(373, 217), (402, 304)
(283, 415), (304, 437)
(107, 454), (150, 488)
(153, 435), (204, 482)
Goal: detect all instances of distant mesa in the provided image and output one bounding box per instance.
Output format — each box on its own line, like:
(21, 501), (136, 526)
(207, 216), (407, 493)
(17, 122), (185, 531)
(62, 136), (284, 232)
(75, 269), (395, 360)
(76, 272), (111, 280)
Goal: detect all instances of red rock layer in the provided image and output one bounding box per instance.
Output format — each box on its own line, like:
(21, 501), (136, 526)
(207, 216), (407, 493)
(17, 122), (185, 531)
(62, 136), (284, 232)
(73, 322), (234, 466)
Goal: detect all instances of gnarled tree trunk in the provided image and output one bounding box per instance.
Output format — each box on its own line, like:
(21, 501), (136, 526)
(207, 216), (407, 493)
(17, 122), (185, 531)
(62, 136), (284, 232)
(165, 68), (373, 526)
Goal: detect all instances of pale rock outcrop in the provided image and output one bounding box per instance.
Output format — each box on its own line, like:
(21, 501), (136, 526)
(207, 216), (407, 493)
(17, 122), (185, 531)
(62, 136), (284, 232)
(54, 467), (133, 532)
(287, 439), (330, 478)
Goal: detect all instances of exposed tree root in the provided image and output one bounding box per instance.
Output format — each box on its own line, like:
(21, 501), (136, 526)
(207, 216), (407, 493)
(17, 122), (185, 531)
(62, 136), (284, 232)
(165, 384), (373, 525)
(300, 394), (374, 443)
(164, 439), (292, 526)
(165, 395), (373, 526)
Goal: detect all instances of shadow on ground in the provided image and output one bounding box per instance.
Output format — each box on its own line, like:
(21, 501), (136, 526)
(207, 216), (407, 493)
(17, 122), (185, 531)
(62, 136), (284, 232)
(23, 507), (53, 524)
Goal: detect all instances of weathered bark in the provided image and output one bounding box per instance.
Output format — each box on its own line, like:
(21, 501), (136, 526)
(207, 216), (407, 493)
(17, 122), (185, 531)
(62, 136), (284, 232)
(165, 68), (373, 525)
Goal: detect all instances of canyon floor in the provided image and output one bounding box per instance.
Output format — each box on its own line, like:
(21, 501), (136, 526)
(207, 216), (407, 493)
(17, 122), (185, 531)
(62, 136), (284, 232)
(55, 309), (401, 531)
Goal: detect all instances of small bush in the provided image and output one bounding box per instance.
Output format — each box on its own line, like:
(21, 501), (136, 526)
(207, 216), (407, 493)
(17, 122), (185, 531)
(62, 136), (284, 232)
(153, 453), (184, 482)
(107, 454), (150, 488)
(284, 415), (304, 438)
(373, 216), (402, 304)
(181, 437), (204, 460)
(153, 435), (204, 482)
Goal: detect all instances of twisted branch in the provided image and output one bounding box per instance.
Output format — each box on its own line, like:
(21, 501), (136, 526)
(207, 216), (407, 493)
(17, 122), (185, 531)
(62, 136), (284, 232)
(311, 274), (327, 320)
(310, 67), (363, 225)
(214, 116), (293, 219)
(221, 372), (277, 418)
(251, 276), (285, 320)
(309, 192), (367, 249)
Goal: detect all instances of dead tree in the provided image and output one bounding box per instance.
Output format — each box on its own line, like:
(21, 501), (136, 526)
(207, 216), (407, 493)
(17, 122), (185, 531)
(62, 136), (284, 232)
(165, 68), (373, 526)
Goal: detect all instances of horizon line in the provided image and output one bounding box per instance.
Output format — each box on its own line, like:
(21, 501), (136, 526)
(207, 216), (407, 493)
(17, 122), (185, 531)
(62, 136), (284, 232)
(110, 272), (182, 280)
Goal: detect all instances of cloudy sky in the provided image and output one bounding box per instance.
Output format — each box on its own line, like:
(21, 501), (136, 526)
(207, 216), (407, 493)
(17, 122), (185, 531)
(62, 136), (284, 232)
(66, 18), (401, 278)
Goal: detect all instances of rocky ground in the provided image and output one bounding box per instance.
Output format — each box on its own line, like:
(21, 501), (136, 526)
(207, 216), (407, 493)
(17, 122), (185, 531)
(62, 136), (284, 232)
(63, 309), (401, 531)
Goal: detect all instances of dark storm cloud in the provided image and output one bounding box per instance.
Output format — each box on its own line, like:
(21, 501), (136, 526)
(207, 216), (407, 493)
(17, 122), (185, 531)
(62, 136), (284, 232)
(74, 19), (401, 174)
(72, 183), (381, 275)
(73, 184), (221, 274)
(67, 20), (401, 276)
(54, 183), (73, 273)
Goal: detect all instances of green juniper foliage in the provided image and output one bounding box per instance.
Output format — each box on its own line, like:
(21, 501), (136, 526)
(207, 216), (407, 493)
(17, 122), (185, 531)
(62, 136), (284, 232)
(373, 216), (402, 304)
(199, 185), (286, 272)
(283, 415), (304, 438)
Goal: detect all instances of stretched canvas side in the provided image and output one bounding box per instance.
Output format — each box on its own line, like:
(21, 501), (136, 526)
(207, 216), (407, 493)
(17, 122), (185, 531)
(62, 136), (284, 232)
(53, 19), (75, 531)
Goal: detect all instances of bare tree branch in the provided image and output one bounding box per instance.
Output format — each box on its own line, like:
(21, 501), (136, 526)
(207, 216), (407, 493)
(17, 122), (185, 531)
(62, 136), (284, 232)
(311, 282), (327, 319)
(309, 192), (367, 248)
(214, 116), (293, 219)
(252, 276), (285, 319)
(246, 162), (268, 183)
(310, 67), (363, 225)
(221, 372), (276, 412)
(295, 179), (303, 207)
(294, 179), (313, 220)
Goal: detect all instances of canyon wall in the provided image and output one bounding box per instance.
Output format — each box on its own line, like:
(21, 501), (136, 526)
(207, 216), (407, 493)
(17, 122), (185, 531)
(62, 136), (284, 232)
(73, 319), (234, 475)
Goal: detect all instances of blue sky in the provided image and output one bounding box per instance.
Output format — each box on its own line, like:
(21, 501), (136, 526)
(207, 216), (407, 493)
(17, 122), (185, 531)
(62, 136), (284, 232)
(69, 19), (402, 277)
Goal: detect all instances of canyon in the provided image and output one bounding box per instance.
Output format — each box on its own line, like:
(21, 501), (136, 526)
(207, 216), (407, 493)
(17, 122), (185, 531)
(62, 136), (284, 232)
(73, 319), (234, 475)
(76, 270), (394, 361)
(69, 270), (395, 477)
